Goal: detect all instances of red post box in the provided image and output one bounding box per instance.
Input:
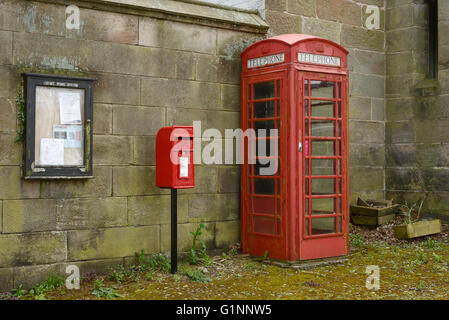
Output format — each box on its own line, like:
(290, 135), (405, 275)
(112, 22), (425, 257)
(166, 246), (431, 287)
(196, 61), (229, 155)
(240, 34), (349, 261)
(156, 126), (194, 189)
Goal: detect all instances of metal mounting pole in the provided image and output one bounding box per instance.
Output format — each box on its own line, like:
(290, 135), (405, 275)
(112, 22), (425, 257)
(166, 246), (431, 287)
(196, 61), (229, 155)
(171, 188), (178, 274)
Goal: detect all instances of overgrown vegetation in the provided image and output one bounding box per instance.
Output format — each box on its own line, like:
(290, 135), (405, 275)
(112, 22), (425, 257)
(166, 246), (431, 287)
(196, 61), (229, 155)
(15, 87), (25, 143)
(401, 199), (425, 224)
(91, 279), (123, 299)
(182, 268), (211, 283)
(188, 223), (212, 266)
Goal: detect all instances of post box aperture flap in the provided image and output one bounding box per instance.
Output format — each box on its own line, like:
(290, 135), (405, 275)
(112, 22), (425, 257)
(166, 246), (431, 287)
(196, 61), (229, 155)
(156, 126), (194, 189)
(240, 34), (349, 261)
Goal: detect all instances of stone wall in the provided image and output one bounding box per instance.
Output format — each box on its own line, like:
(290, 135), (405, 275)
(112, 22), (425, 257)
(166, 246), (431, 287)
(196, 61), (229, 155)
(385, 0), (449, 220)
(265, 0), (387, 203)
(0, 0), (265, 291)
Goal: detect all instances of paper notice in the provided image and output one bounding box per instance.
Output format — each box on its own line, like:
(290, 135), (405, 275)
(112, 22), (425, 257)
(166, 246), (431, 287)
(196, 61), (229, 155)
(53, 125), (83, 148)
(40, 138), (64, 166)
(59, 92), (82, 124)
(179, 157), (189, 178)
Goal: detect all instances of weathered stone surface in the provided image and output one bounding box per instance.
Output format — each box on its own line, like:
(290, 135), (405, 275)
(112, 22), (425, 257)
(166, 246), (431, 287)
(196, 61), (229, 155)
(349, 120), (384, 144)
(288, 0), (316, 17)
(3, 199), (57, 233)
(217, 29), (263, 59)
(221, 84), (240, 111)
(349, 49), (385, 76)
(341, 25), (384, 51)
(68, 226), (160, 260)
(113, 166), (168, 196)
(386, 121), (415, 144)
(0, 201), (2, 233)
(0, 31), (12, 65)
(386, 74), (424, 97)
(175, 51), (197, 80)
(350, 167), (384, 193)
(265, 0), (287, 12)
(371, 98), (385, 121)
(0, 134), (21, 165)
(422, 168), (449, 192)
(266, 10), (302, 36)
(349, 96), (371, 120)
(217, 58), (241, 84)
(138, 17), (164, 47)
(113, 106), (165, 136)
(386, 27), (427, 52)
(188, 193), (239, 222)
(387, 52), (416, 76)
(72, 258), (125, 277)
(215, 220), (240, 248)
(218, 166), (240, 193)
(183, 166), (218, 194)
(415, 120), (449, 144)
(133, 136), (156, 165)
(128, 195), (171, 226)
(93, 135), (133, 165)
(0, 267), (13, 292)
(93, 104), (112, 135)
(0, 232), (67, 268)
(56, 197), (127, 230)
(350, 144), (385, 167)
(13, 263), (67, 290)
(93, 73), (140, 105)
(385, 168), (424, 192)
(386, 98), (415, 121)
(350, 73), (384, 98)
(416, 143), (449, 168)
(161, 222), (215, 252)
(0, 66), (18, 99)
(0, 167), (39, 200)
(0, 98), (15, 133)
(386, 144), (416, 167)
(73, 8), (138, 44)
(317, 0), (361, 26)
(302, 17), (340, 44)
(163, 21), (216, 54)
(40, 166), (112, 199)
(386, 6), (413, 30)
(141, 78), (221, 109)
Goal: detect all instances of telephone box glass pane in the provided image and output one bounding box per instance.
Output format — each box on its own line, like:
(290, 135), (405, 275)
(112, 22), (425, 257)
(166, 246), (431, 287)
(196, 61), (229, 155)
(311, 159), (335, 175)
(311, 178), (335, 195)
(311, 81), (335, 98)
(311, 120), (335, 137)
(254, 100), (275, 118)
(311, 198), (335, 215)
(311, 141), (335, 156)
(35, 86), (84, 167)
(254, 178), (275, 194)
(311, 217), (336, 235)
(311, 100), (334, 117)
(254, 81), (275, 99)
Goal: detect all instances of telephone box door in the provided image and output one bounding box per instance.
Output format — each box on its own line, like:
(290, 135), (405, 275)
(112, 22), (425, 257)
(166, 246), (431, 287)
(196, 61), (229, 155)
(299, 72), (349, 260)
(241, 71), (287, 260)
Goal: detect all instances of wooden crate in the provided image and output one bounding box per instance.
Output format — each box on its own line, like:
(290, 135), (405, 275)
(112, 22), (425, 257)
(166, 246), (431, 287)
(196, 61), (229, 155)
(351, 214), (396, 227)
(393, 219), (442, 240)
(350, 198), (400, 227)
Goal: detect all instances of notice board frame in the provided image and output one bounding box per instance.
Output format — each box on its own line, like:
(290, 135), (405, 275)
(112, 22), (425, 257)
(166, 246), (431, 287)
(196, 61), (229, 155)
(23, 73), (95, 179)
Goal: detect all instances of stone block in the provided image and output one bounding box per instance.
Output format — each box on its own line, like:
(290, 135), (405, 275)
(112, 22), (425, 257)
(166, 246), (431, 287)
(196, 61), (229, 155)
(415, 120), (449, 144)
(349, 120), (384, 144)
(349, 143), (385, 167)
(302, 18), (341, 44)
(67, 226), (160, 260)
(72, 258), (125, 277)
(0, 232), (67, 268)
(266, 10), (302, 36)
(0, 267), (14, 292)
(386, 27), (427, 52)
(215, 220), (240, 248)
(349, 49), (385, 76)
(182, 166), (218, 194)
(175, 51), (197, 81)
(386, 98), (415, 121)
(350, 167), (384, 193)
(93, 135), (133, 165)
(265, 0), (287, 12)
(3, 199), (57, 233)
(161, 222), (215, 252)
(0, 98), (16, 133)
(13, 263), (67, 290)
(141, 78), (221, 109)
(385, 168), (424, 191)
(71, 8), (138, 44)
(288, 0), (316, 16)
(317, 0), (362, 26)
(221, 84), (240, 111)
(113, 166), (168, 196)
(162, 21), (216, 54)
(139, 17), (164, 47)
(0, 31), (12, 65)
(40, 166), (112, 199)
(0, 134), (21, 165)
(133, 136), (156, 165)
(217, 29), (263, 59)
(416, 143), (449, 168)
(217, 58), (241, 85)
(218, 166), (240, 193)
(341, 25), (384, 51)
(386, 144), (416, 167)
(0, 167), (40, 199)
(350, 73), (384, 98)
(56, 197), (127, 230)
(188, 193), (239, 222)
(386, 121), (415, 144)
(386, 6), (413, 30)
(422, 168), (449, 192)
(93, 73), (140, 105)
(93, 104), (112, 135)
(371, 98), (385, 121)
(349, 96), (371, 120)
(112, 106), (165, 136)
(0, 66), (19, 99)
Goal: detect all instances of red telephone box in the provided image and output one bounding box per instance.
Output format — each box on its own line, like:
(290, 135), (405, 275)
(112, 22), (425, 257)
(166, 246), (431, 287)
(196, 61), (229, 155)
(156, 126), (194, 189)
(240, 34), (349, 261)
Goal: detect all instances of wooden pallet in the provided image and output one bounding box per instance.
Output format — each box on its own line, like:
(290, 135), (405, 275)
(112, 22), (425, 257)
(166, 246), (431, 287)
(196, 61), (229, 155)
(393, 220), (442, 239)
(350, 198), (399, 227)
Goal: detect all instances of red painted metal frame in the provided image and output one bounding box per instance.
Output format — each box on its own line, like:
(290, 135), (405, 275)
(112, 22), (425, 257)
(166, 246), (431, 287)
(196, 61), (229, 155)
(241, 34), (349, 261)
